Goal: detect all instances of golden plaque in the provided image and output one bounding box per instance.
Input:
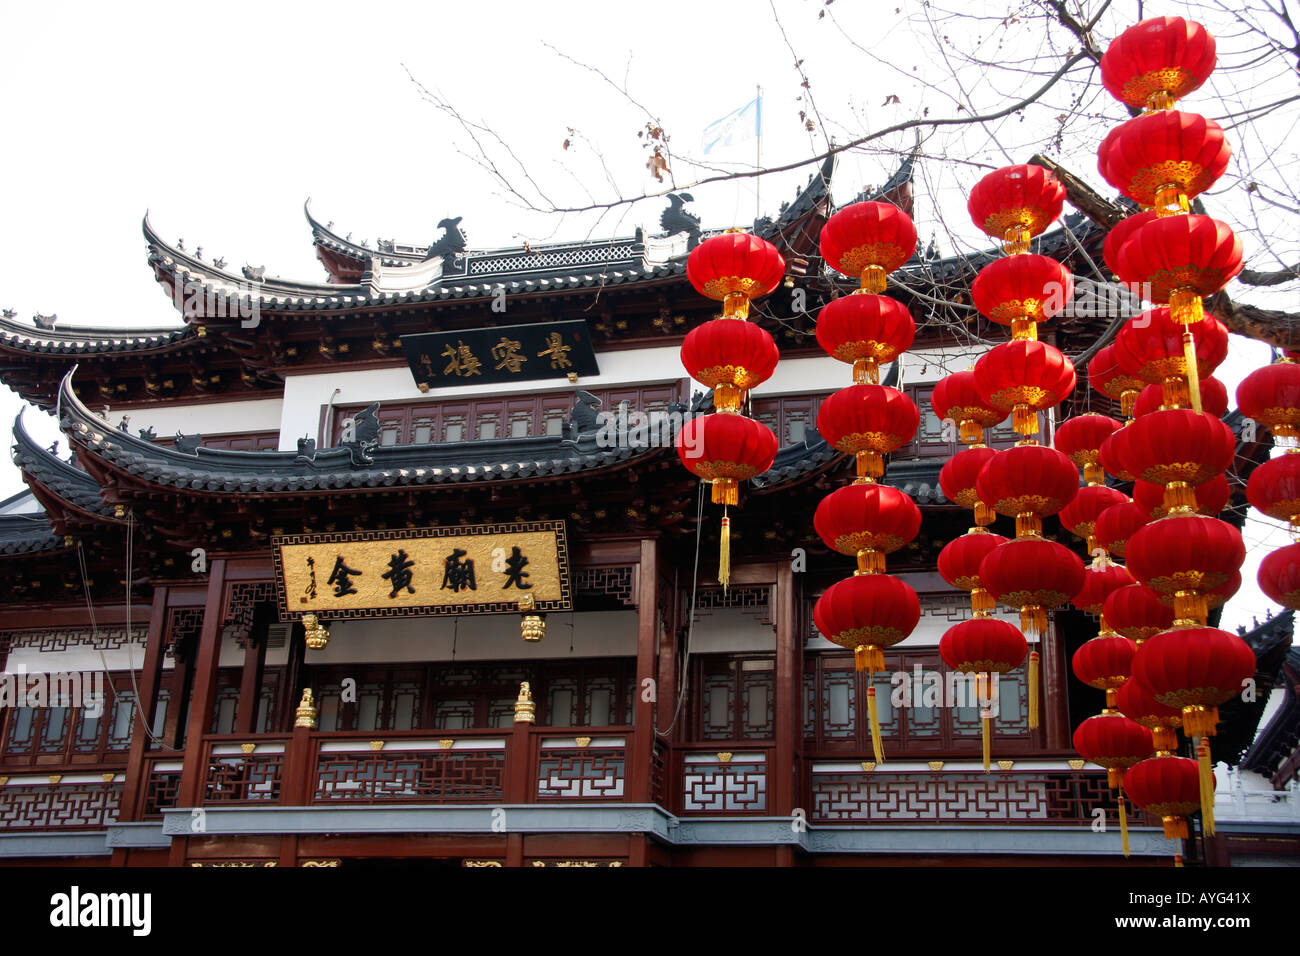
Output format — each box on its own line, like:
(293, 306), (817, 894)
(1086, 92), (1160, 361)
(272, 521), (571, 620)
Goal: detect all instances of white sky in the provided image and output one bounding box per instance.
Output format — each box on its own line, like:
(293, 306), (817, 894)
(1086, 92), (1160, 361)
(0, 0), (1290, 633)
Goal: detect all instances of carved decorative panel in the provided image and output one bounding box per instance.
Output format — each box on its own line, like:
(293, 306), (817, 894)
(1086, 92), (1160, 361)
(166, 607), (205, 656)
(1, 626), (147, 653)
(204, 753), (283, 804)
(535, 749), (626, 800)
(574, 566), (636, 606)
(312, 749), (505, 804)
(223, 581), (276, 648)
(142, 766), (182, 819)
(681, 753), (767, 813)
(0, 782), (121, 829)
(693, 586), (772, 625)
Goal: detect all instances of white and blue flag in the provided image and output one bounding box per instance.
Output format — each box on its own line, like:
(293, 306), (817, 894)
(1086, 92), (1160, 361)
(701, 96), (762, 155)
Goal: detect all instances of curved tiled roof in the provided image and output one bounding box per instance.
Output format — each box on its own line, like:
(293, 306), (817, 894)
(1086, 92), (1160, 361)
(0, 313), (194, 355)
(0, 514), (61, 555)
(12, 408), (116, 518)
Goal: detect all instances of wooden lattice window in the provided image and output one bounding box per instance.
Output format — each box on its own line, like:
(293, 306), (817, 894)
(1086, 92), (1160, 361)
(894, 384), (1020, 460)
(751, 394), (833, 448)
(694, 655), (776, 741)
(154, 432), (279, 451)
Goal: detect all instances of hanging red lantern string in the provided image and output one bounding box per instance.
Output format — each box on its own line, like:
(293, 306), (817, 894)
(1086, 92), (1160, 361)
(1260, 542), (1300, 610)
(1060, 485), (1130, 557)
(1105, 583), (1177, 645)
(816, 383), (920, 482)
(939, 446), (1000, 528)
(1133, 473), (1229, 520)
(1113, 308), (1229, 410)
(1089, 344), (1148, 419)
(1071, 563), (1135, 618)
(819, 200), (918, 293)
(970, 254), (1073, 341)
(1132, 625), (1255, 833)
(973, 339), (1077, 439)
(682, 229), (787, 588)
(1113, 214), (1243, 413)
(1246, 454), (1300, 532)
(940, 617), (1027, 770)
(980, 537), (1085, 728)
(1054, 413), (1122, 486)
(1095, 500), (1150, 559)
(815, 293), (915, 386)
(938, 529), (1009, 617)
(1156, 571), (1240, 617)
(1097, 111), (1230, 216)
(1125, 754), (1206, 841)
(1237, 358), (1300, 449)
(1074, 712), (1154, 857)
(1099, 16), (1218, 112)
(1118, 676), (1184, 754)
(975, 444), (1080, 539)
(931, 370), (1007, 447)
(1133, 376), (1228, 419)
(967, 164), (1066, 255)
(1074, 631), (1137, 711)
(814, 574), (921, 762)
(1103, 210), (1160, 278)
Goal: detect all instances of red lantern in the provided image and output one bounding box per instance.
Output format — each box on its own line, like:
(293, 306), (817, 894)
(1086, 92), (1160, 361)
(970, 255), (1073, 339)
(1118, 677), (1183, 752)
(1237, 359), (1300, 444)
(1160, 570), (1241, 613)
(819, 201), (917, 293)
(1074, 712), (1154, 788)
(1133, 473), (1228, 520)
(1260, 542), (1300, 610)
(1115, 214), (1243, 325)
(814, 483), (921, 573)
(1059, 484), (1130, 555)
(931, 371), (1005, 446)
(680, 319), (779, 412)
(816, 384), (919, 480)
(675, 413), (778, 506)
(1103, 210), (1160, 277)
(1125, 755), (1206, 840)
(1054, 413), (1122, 485)
(814, 573), (921, 762)
(1125, 516), (1245, 624)
(1095, 500), (1150, 558)
(976, 444), (1080, 537)
(1133, 377), (1227, 418)
(938, 530), (1008, 616)
(939, 446), (999, 527)
(686, 231), (786, 318)
(940, 616), (1028, 769)
(1113, 309), (1229, 407)
(1073, 633), (1137, 702)
(1089, 344), (1147, 418)
(1072, 563), (1136, 617)
(1106, 409), (1235, 512)
(980, 537), (1085, 639)
(967, 164), (1066, 254)
(1105, 584), (1176, 645)
(1100, 16), (1218, 110)
(1132, 626), (1256, 738)
(1097, 111), (1230, 214)
(973, 340), (1077, 437)
(815, 294), (915, 384)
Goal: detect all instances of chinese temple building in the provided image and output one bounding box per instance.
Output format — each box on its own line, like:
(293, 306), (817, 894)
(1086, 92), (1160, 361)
(0, 156), (1294, 867)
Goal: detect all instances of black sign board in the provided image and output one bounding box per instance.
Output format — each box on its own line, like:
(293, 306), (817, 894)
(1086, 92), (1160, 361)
(401, 320), (600, 391)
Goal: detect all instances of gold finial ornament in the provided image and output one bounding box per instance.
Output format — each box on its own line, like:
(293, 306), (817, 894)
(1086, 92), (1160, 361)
(514, 681), (536, 723)
(518, 592), (546, 642)
(295, 688), (319, 729)
(302, 613), (330, 650)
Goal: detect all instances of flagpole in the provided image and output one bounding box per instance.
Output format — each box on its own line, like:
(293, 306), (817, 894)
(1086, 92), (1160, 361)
(755, 85), (762, 224)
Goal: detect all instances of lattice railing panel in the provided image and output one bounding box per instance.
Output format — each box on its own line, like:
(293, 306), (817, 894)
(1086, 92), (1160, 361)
(204, 753), (283, 804)
(809, 771), (1117, 825)
(312, 749), (505, 804)
(0, 782), (121, 829)
(142, 764), (183, 819)
(535, 749), (626, 800)
(468, 243), (637, 275)
(680, 754), (768, 813)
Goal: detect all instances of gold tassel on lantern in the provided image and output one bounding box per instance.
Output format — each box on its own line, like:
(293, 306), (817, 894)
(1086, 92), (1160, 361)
(1181, 328), (1203, 414)
(1003, 224), (1030, 256)
(1182, 703), (1218, 738)
(1174, 852), (1184, 868)
(718, 512), (731, 592)
(860, 265), (887, 294)
(1163, 481), (1197, 515)
(853, 356), (880, 385)
(1197, 737), (1216, 837)
(867, 684), (886, 764)
(1168, 288), (1205, 327)
(1028, 649), (1040, 730)
(959, 419), (984, 445)
(970, 586), (995, 618)
(1119, 789), (1131, 858)
(1012, 404), (1039, 437)
(711, 477), (738, 506)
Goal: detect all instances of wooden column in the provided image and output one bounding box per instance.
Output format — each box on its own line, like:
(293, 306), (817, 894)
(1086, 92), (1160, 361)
(1044, 617), (1070, 750)
(627, 537), (658, 802)
(773, 561), (800, 818)
(234, 629), (267, 736)
(176, 559), (227, 809)
(112, 587), (170, 865)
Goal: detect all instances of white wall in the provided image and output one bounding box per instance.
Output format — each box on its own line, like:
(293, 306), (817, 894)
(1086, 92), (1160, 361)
(0, 491), (42, 515)
(119, 398), (284, 440)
